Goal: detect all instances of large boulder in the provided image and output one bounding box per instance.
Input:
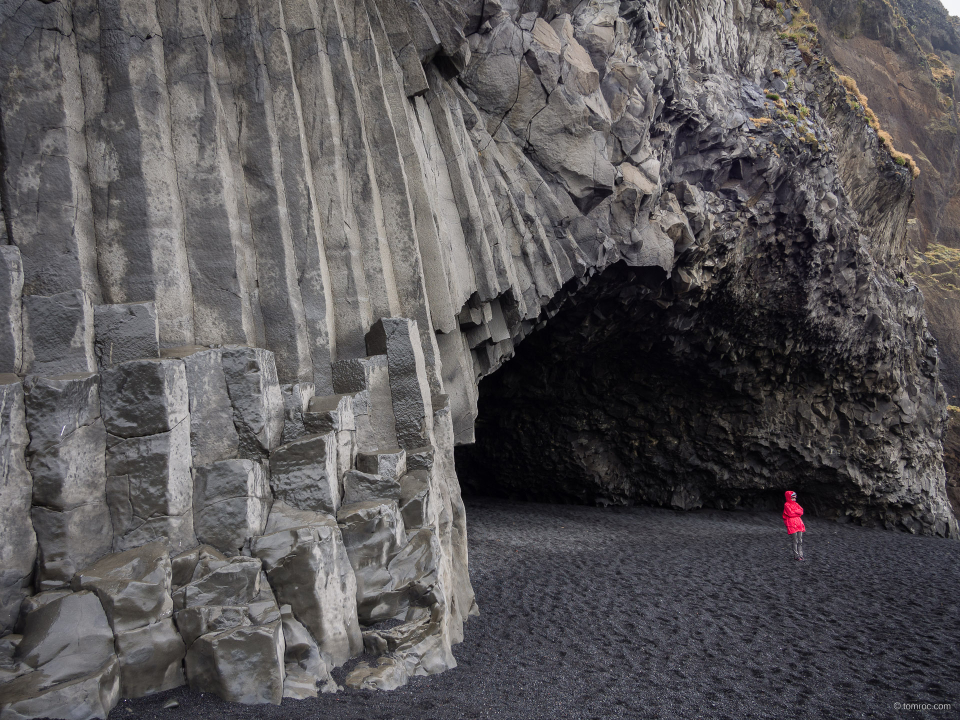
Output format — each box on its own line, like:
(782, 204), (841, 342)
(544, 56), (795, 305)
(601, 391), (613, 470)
(250, 523), (361, 666)
(71, 542), (173, 633)
(184, 621), (285, 705)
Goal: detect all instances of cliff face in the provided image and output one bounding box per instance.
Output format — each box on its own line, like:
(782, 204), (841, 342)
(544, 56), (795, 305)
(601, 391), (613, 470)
(803, 0), (960, 396)
(0, 0), (956, 712)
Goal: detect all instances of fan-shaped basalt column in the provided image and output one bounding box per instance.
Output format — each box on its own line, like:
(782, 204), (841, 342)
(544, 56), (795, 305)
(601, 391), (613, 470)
(0, 0), (957, 715)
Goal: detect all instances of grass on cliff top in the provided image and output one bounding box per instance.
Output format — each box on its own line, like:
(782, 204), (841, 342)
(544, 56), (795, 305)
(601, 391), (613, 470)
(837, 75), (920, 178)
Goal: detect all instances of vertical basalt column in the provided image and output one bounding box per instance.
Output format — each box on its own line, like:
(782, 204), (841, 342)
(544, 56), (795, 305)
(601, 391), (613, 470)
(319, 0), (401, 328)
(0, 0), (100, 300)
(259, 0), (335, 391)
(277, 0), (372, 361)
(217, 0), (314, 383)
(74, 0), (195, 346)
(156, 0), (264, 350)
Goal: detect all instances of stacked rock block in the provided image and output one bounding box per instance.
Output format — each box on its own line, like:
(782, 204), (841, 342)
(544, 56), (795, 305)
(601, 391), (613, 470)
(0, 298), (469, 715)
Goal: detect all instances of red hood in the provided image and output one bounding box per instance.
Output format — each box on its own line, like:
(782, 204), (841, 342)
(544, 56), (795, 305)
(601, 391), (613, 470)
(785, 490), (796, 501)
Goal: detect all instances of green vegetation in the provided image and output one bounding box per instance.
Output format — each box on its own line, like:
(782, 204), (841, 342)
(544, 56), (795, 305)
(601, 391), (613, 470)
(837, 75), (919, 178)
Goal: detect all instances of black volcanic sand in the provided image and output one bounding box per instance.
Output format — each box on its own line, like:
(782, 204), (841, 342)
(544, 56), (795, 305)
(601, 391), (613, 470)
(113, 499), (960, 719)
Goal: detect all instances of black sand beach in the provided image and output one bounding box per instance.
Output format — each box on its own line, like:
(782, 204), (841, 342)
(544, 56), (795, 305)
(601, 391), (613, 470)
(113, 499), (960, 720)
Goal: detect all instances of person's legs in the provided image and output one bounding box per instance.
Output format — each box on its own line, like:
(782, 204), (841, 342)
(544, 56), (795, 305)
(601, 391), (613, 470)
(791, 531), (802, 559)
(797, 530), (803, 559)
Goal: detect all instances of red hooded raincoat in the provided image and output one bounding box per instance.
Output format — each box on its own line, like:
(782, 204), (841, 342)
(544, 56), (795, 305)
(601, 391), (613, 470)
(782, 491), (805, 534)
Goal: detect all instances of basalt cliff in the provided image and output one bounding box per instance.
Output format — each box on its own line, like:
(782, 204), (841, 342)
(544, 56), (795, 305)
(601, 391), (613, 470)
(0, 0), (956, 714)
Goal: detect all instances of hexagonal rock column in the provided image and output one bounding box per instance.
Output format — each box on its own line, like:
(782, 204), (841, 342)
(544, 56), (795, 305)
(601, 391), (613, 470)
(100, 359), (196, 553)
(269, 433), (339, 515)
(20, 291), (96, 376)
(23, 372), (112, 591)
(0, 376), (37, 634)
(332, 355), (398, 452)
(365, 318), (434, 451)
(93, 301), (160, 368)
(304, 393), (357, 484)
(162, 347), (240, 467)
(221, 347), (284, 460)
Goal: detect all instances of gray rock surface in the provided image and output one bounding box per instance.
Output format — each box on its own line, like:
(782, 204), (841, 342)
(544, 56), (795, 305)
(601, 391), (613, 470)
(71, 542), (173, 633)
(279, 383), (316, 444)
(193, 460), (271, 554)
(13, 591), (116, 692)
(0, 377), (37, 633)
(279, 604), (335, 699)
(184, 621), (285, 705)
(344, 654), (409, 690)
(164, 347), (240, 467)
(221, 347), (284, 459)
(366, 319), (434, 451)
(251, 524), (362, 666)
(172, 557), (262, 610)
(269, 433), (339, 515)
(0, 0), (957, 705)
(113, 618), (184, 698)
(100, 359), (188, 439)
(0, 247), (23, 374)
(106, 419), (195, 553)
(20, 292), (96, 377)
(93, 302), (160, 369)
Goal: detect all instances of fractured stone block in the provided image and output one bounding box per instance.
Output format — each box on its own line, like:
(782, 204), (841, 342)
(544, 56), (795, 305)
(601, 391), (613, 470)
(164, 347), (240, 466)
(94, 301), (160, 368)
(106, 419), (195, 553)
(279, 382), (315, 444)
(71, 541), (174, 633)
(184, 621), (285, 705)
(31, 503), (113, 590)
(23, 372), (100, 456)
(172, 556), (262, 611)
(221, 346), (284, 459)
(356, 447), (407, 482)
(251, 524), (361, 667)
(21, 290), (96, 376)
(332, 354), (397, 452)
(342, 470), (402, 506)
(113, 618), (185, 698)
(193, 460), (271, 554)
(100, 358), (188, 439)
(269, 433), (339, 515)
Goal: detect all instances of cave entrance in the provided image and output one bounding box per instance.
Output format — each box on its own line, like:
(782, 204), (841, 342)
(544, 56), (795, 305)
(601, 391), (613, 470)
(454, 260), (828, 515)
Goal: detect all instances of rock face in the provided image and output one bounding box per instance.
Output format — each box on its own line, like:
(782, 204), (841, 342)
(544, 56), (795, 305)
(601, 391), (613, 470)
(0, 0), (958, 713)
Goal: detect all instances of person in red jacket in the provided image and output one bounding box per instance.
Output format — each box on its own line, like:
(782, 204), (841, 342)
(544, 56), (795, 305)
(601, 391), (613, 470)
(783, 490), (805, 561)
